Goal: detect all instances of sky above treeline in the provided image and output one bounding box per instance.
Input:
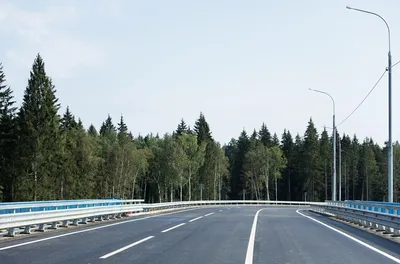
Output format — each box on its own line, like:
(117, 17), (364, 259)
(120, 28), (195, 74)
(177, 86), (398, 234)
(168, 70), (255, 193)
(0, 0), (399, 145)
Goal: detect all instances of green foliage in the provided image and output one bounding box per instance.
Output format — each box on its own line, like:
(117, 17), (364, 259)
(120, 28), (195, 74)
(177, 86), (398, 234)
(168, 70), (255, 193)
(194, 112), (212, 143)
(0, 54), (397, 203)
(0, 63), (17, 201)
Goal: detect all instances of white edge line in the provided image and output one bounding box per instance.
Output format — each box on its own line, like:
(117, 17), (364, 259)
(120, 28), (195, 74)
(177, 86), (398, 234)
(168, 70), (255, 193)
(204, 212), (215, 217)
(245, 208), (264, 264)
(0, 207), (199, 251)
(161, 223), (186, 233)
(296, 209), (400, 264)
(99, 236), (154, 259)
(189, 216), (203, 222)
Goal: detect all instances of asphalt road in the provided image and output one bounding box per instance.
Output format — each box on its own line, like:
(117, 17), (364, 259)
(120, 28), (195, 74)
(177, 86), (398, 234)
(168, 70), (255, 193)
(0, 206), (400, 264)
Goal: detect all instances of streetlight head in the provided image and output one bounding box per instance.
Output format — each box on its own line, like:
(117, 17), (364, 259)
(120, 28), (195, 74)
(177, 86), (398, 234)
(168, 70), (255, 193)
(346, 6), (353, 10)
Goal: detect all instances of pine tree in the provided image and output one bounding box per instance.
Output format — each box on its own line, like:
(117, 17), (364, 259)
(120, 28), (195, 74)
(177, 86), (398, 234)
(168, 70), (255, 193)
(272, 133), (280, 146)
(281, 129), (294, 200)
(259, 123), (271, 147)
(319, 128), (331, 201)
(61, 106), (77, 130)
(118, 115), (128, 134)
(194, 112), (212, 143)
(302, 118), (321, 201)
(59, 107), (78, 199)
(77, 118), (84, 130)
(88, 124), (98, 136)
(16, 54), (61, 200)
(100, 114), (116, 137)
(231, 130), (250, 199)
(176, 118), (188, 136)
(117, 115), (129, 144)
(292, 133), (304, 201)
(0, 63), (17, 201)
(249, 129), (258, 149)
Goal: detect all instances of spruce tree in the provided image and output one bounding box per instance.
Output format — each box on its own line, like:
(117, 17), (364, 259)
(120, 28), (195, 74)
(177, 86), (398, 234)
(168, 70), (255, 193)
(319, 128), (331, 200)
(16, 54), (61, 200)
(272, 133), (280, 146)
(176, 118), (188, 136)
(194, 112), (212, 143)
(231, 130), (250, 199)
(61, 106), (77, 130)
(281, 129), (294, 200)
(117, 115), (129, 144)
(88, 124), (98, 136)
(118, 115), (128, 134)
(0, 63), (17, 201)
(100, 114), (116, 137)
(259, 123), (271, 147)
(302, 118), (321, 201)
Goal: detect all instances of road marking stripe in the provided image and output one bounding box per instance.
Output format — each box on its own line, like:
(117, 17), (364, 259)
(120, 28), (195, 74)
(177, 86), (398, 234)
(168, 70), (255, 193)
(161, 223), (186, 233)
(0, 208), (199, 251)
(219, 210), (223, 212)
(99, 236), (154, 259)
(204, 212), (215, 217)
(189, 216), (203, 222)
(245, 208), (264, 264)
(296, 209), (400, 263)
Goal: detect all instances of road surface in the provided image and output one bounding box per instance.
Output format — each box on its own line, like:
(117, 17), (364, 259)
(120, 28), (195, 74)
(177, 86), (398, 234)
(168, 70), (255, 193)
(0, 206), (399, 264)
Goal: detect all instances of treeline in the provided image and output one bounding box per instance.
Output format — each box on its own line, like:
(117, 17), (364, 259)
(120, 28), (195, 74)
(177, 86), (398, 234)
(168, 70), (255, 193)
(0, 54), (399, 202)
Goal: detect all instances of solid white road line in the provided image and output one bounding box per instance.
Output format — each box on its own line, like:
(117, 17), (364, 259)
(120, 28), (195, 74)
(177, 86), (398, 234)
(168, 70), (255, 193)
(161, 223), (186, 233)
(245, 208), (264, 264)
(99, 236), (154, 259)
(204, 212), (215, 217)
(0, 207), (200, 251)
(189, 216), (203, 222)
(219, 210), (223, 212)
(296, 209), (400, 263)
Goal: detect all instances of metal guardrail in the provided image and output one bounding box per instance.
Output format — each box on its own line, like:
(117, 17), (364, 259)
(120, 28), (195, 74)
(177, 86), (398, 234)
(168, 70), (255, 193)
(0, 199), (144, 215)
(0, 199), (318, 237)
(311, 201), (400, 236)
(341, 200), (400, 215)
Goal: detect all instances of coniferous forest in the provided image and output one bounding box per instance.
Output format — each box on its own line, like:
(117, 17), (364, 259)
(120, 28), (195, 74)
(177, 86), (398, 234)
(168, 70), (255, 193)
(0, 54), (400, 203)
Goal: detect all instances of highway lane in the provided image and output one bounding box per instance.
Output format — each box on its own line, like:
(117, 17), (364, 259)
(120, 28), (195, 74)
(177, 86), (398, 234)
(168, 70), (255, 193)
(0, 207), (222, 264)
(95, 206), (258, 264)
(1, 206), (400, 264)
(254, 208), (400, 264)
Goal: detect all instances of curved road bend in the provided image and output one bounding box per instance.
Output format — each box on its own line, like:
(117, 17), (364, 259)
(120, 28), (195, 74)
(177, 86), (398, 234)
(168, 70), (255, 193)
(0, 206), (399, 264)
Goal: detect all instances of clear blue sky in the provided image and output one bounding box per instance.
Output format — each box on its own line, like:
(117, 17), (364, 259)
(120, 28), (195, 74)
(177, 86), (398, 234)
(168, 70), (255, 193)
(0, 0), (399, 145)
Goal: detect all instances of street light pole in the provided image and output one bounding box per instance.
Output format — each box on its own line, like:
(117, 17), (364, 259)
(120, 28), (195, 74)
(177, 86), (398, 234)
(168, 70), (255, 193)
(309, 88), (336, 201)
(339, 137), (342, 201)
(346, 6), (393, 202)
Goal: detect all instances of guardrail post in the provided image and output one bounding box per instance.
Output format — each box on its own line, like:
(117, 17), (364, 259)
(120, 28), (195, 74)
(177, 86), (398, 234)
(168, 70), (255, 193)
(48, 222), (58, 229)
(5, 228), (16, 237)
(60, 220), (70, 228)
(376, 224), (385, 232)
(71, 219), (79, 226)
(383, 226), (393, 235)
(21, 225), (31, 234)
(79, 218), (88, 224)
(36, 224), (46, 232)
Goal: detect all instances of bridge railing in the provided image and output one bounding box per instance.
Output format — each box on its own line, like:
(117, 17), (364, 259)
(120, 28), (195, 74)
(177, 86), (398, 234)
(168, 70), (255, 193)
(311, 200), (400, 236)
(0, 199), (144, 215)
(0, 199), (319, 237)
